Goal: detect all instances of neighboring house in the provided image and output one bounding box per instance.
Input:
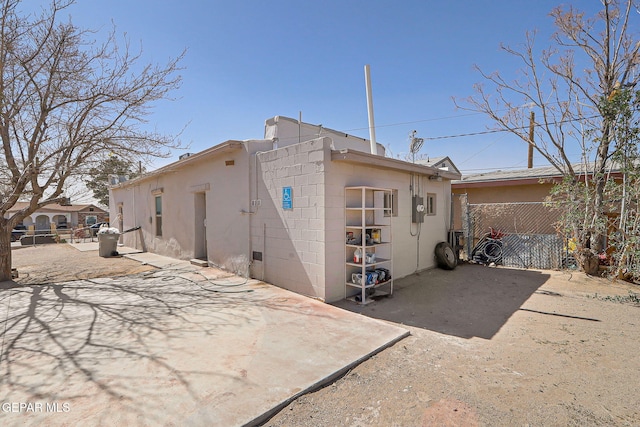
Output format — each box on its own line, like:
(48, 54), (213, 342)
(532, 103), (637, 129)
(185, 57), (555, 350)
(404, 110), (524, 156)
(110, 115), (461, 303)
(451, 163), (624, 268)
(417, 156), (462, 177)
(452, 165), (568, 204)
(451, 165), (570, 258)
(451, 162), (624, 204)
(6, 202), (108, 231)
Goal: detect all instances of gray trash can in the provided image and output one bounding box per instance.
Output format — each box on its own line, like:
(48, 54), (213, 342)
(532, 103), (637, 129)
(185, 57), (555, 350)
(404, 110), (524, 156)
(98, 232), (120, 257)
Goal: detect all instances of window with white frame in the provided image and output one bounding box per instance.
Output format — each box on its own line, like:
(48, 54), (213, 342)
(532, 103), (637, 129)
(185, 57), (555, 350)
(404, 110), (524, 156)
(384, 189), (399, 217)
(155, 195), (162, 236)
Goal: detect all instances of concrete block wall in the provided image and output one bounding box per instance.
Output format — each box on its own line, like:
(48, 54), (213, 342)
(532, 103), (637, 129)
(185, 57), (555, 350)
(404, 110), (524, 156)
(264, 116), (385, 155)
(251, 138), (329, 300)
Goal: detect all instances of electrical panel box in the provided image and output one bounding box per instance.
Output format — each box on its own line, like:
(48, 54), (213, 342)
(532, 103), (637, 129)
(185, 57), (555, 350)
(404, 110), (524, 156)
(412, 195), (425, 223)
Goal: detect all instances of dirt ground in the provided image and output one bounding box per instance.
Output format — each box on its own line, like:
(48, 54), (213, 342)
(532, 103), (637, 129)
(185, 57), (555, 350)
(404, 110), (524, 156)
(266, 266), (640, 427)
(7, 244), (640, 426)
(10, 244), (155, 284)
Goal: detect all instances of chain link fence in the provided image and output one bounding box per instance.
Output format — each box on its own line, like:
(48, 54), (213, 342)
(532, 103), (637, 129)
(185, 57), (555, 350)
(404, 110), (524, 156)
(454, 195), (570, 269)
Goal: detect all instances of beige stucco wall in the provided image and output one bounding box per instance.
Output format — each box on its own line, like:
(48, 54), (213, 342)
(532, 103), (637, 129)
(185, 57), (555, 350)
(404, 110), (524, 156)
(110, 142), (271, 275)
(111, 128), (453, 303)
(325, 156), (452, 302)
(451, 181), (555, 232)
(452, 181), (553, 204)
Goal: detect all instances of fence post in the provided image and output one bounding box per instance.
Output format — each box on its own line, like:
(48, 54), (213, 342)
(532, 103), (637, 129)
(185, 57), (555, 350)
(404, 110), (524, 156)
(461, 194), (471, 260)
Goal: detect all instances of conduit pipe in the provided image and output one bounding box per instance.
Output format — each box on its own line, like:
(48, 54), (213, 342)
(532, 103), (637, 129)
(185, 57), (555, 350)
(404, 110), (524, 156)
(364, 64), (377, 155)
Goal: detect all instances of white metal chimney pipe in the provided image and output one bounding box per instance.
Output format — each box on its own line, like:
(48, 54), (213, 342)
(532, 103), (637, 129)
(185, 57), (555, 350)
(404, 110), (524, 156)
(364, 64), (377, 155)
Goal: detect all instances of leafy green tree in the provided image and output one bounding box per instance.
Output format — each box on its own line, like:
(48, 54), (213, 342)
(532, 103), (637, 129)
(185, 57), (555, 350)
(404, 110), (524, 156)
(85, 157), (142, 207)
(543, 88), (639, 276)
(457, 0), (639, 272)
(601, 88), (640, 280)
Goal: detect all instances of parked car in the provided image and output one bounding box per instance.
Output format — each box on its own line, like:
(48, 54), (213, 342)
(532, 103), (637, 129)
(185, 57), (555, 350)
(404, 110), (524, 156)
(89, 222), (109, 236)
(11, 224), (27, 242)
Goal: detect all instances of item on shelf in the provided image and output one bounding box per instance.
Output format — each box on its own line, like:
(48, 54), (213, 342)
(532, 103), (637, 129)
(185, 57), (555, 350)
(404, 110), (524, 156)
(365, 271), (378, 286)
(371, 229), (381, 243)
(365, 233), (374, 246)
(353, 248), (362, 263)
(374, 268), (391, 283)
(347, 234), (362, 245)
(352, 271), (379, 286)
(346, 231), (354, 243)
(365, 252), (376, 264)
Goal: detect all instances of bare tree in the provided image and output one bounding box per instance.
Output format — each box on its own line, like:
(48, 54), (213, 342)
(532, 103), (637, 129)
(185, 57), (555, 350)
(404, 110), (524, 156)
(0, 0), (184, 281)
(455, 1), (640, 259)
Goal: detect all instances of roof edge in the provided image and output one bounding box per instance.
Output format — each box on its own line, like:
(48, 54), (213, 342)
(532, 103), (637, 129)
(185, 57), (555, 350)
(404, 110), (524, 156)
(331, 149), (462, 180)
(111, 140), (245, 188)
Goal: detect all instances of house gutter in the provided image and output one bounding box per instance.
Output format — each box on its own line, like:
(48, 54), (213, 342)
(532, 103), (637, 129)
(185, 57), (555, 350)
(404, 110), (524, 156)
(453, 171), (625, 189)
(331, 149), (462, 180)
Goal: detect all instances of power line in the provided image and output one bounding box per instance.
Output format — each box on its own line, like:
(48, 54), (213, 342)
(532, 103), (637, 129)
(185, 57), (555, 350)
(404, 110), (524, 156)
(426, 128), (506, 141)
(423, 114), (601, 141)
(273, 112), (487, 144)
(341, 112), (485, 133)
(272, 113), (601, 145)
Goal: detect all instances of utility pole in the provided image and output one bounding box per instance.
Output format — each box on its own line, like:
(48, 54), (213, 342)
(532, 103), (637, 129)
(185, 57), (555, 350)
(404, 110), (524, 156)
(527, 111), (535, 169)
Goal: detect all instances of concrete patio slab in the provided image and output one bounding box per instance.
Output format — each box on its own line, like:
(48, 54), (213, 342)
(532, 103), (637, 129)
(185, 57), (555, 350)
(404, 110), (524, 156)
(122, 251), (193, 269)
(67, 240), (99, 251)
(0, 266), (408, 426)
(68, 241), (143, 255)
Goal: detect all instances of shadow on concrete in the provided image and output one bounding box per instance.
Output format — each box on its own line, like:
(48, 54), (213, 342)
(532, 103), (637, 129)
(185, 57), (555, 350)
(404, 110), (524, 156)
(0, 268), (255, 424)
(0, 265), (407, 426)
(333, 263), (550, 340)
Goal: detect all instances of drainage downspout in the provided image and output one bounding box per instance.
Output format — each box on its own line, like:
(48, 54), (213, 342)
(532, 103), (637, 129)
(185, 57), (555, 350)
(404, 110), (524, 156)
(409, 173), (422, 272)
(246, 145), (272, 280)
(416, 175), (422, 272)
(245, 148), (261, 278)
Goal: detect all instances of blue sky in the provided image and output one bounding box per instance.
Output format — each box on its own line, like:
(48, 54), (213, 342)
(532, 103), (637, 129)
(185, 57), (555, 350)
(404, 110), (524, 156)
(37, 1), (607, 173)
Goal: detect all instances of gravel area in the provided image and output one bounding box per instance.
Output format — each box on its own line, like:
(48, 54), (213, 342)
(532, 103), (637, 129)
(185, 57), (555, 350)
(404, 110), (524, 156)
(10, 243), (155, 284)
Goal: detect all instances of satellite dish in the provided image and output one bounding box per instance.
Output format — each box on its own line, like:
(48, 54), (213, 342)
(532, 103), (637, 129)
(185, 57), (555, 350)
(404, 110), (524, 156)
(409, 130), (424, 163)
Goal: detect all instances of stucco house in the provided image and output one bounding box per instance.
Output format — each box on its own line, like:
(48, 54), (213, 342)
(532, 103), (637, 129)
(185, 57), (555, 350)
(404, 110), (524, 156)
(451, 163), (625, 229)
(452, 164), (574, 204)
(6, 202), (108, 232)
(109, 116), (461, 302)
(451, 163), (626, 268)
(417, 156), (461, 177)
(452, 161), (629, 201)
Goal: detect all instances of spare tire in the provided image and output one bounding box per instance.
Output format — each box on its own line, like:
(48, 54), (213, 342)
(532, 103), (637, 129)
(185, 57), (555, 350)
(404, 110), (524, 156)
(435, 241), (457, 270)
